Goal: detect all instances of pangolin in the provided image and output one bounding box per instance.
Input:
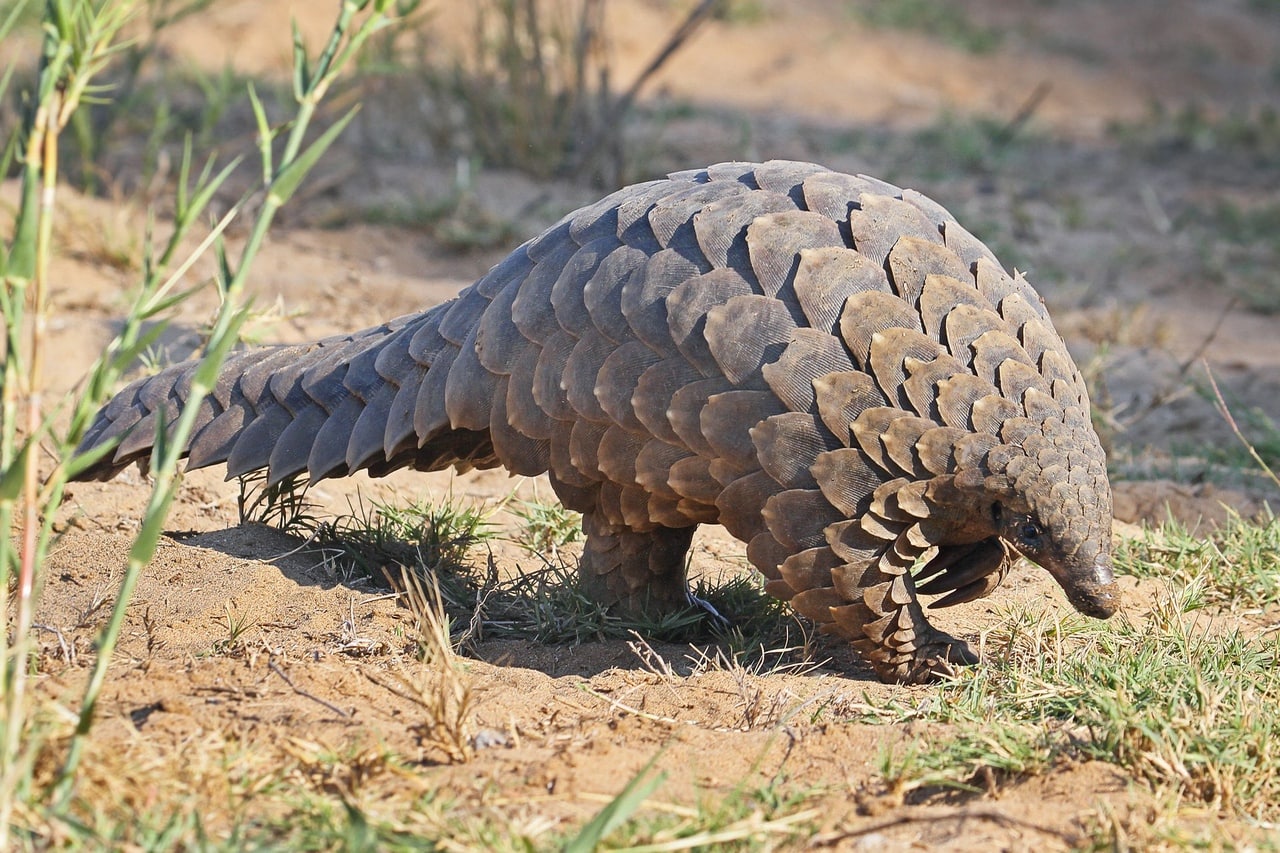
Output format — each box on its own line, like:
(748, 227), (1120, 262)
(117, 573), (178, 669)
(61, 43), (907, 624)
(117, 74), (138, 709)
(76, 160), (1119, 683)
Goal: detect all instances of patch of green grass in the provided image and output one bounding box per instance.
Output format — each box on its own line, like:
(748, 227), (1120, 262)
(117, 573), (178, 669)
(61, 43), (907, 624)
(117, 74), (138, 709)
(874, 577), (1280, 820)
(877, 723), (1058, 798)
(466, 557), (795, 659)
(910, 115), (1007, 174)
(847, 0), (1003, 54)
(690, 572), (805, 665)
(310, 496), (495, 588)
(510, 498), (582, 556)
(1115, 510), (1280, 609)
(562, 757), (822, 851)
(256, 490), (804, 667)
(899, 113), (1042, 182)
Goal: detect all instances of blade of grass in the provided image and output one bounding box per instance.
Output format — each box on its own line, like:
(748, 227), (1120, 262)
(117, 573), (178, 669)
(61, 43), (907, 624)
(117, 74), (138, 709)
(563, 753), (668, 853)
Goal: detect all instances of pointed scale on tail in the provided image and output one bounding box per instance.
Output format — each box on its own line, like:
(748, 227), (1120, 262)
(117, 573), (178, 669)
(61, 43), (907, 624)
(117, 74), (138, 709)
(77, 160), (1118, 683)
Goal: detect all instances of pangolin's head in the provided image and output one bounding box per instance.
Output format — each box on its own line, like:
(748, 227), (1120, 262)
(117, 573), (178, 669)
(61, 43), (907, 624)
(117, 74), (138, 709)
(980, 405), (1118, 619)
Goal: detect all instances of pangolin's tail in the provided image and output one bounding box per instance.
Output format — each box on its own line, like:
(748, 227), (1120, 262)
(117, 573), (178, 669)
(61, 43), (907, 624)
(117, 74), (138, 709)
(75, 305), (496, 485)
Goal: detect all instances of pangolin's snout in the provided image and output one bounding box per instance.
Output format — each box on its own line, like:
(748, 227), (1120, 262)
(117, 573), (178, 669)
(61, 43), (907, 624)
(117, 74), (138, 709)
(1064, 552), (1119, 619)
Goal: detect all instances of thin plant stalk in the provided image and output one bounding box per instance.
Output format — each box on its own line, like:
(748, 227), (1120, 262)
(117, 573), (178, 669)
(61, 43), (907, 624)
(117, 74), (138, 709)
(1204, 361), (1280, 491)
(0, 0), (402, 834)
(51, 0), (402, 808)
(2, 3), (140, 843)
(6, 85), (59, 850)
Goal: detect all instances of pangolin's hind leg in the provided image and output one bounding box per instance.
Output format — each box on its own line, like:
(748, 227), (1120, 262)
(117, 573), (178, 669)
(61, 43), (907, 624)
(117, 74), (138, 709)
(578, 513), (696, 617)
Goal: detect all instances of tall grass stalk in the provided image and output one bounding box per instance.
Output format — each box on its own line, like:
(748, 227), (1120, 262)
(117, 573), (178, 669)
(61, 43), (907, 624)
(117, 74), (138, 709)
(2, 2), (141, 842)
(0, 0), (401, 841)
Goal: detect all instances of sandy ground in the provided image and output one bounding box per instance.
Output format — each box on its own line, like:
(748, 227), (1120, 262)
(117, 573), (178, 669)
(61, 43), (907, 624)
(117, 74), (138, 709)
(12, 0), (1280, 847)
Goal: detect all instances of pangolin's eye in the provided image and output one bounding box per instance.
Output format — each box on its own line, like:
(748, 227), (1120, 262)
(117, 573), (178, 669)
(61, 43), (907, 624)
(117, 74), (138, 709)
(1017, 519), (1045, 548)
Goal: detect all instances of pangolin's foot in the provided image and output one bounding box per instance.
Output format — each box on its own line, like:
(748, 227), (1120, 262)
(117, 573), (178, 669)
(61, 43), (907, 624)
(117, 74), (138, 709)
(577, 515), (697, 618)
(866, 632), (979, 684)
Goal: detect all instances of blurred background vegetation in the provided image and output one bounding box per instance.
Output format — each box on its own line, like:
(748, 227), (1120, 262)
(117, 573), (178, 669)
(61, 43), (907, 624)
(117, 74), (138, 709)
(6, 0), (1278, 479)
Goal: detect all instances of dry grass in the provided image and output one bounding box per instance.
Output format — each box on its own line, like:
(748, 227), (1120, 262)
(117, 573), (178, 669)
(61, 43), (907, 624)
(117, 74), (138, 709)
(372, 567), (478, 765)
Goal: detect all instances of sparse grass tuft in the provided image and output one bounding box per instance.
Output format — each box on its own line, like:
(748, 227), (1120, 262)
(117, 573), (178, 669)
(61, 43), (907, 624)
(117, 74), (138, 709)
(209, 601), (257, 657)
(410, 0), (617, 181)
(1115, 509), (1280, 609)
(309, 496), (494, 587)
(374, 568), (477, 764)
(875, 576), (1280, 820)
(689, 572), (808, 666)
(238, 471), (321, 537)
(510, 498), (581, 557)
(374, 0), (720, 186)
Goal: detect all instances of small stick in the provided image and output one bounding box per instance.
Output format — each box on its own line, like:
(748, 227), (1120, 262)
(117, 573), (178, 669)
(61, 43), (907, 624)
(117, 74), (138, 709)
(992, 81), (1051, 149)
(269, 660), (352, 719)
(612, 0), (722, 119)
(1204, 361), (1280, 491)
(812, 807), (1075, 846)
